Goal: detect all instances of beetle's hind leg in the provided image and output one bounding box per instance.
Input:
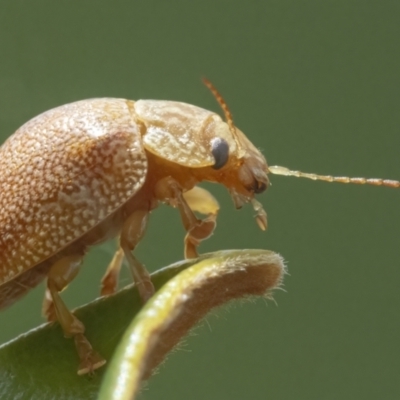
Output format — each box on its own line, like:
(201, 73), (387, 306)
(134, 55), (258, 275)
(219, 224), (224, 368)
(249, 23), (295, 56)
(45, 254), (105, 375)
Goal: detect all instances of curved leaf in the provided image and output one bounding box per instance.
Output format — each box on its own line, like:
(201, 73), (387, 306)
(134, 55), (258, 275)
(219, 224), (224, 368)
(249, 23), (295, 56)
(0, 250), (286, 400)
(99, 249), (285, 400)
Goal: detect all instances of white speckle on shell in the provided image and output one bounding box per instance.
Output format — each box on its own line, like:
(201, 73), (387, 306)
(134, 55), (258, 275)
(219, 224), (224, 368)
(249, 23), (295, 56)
(0, 98), (148, 285)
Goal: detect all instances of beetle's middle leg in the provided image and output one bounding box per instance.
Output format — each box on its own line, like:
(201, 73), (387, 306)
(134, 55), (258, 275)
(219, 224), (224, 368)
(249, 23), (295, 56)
(44, 254), (105, 375)
(155, 178), (220, 259)
(100, 246), (125, 296)
(119, 209), (155, 303)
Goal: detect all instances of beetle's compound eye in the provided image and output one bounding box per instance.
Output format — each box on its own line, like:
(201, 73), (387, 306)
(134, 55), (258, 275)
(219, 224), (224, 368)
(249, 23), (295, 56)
(211, 137), (229, 170)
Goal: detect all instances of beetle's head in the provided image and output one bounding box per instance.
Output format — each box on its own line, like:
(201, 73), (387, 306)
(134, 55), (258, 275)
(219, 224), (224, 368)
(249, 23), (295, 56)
(134, 79), (270, 229)
(197, 79), (268, 228)
(205, 119), (269, 217)
(210, 125), (269, 196)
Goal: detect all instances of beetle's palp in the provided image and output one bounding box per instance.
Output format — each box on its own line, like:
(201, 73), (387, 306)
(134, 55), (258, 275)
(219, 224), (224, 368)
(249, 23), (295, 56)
(251, 198), (267, 231)
(269, 165), (400, 188)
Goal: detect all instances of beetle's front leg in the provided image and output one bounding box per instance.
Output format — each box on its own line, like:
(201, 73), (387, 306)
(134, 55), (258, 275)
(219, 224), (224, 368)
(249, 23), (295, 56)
(120, 209), (155, 303)
(155, 178), (219, 258)
(182, 186), (220, 258)
(44, 254), (105, 375)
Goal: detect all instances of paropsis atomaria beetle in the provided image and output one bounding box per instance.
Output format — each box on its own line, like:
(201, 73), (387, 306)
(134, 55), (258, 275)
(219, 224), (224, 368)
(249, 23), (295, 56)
(0, 79), (398, 374)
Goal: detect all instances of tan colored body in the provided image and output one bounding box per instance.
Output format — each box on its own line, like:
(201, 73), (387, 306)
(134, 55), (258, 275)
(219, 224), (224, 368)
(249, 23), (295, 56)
(0, 97), (269, 373)
(3, 86), (394, 375)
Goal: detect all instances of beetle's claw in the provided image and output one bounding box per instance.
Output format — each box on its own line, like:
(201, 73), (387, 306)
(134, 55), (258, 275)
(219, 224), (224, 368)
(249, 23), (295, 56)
(75, 333), (106, 375)
(77, 356), (107, 376)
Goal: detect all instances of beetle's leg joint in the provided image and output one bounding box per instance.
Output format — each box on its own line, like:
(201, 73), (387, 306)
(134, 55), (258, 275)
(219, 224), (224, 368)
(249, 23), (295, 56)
(100, 245), (125, 296)
(120, 209), (155, 303)
(155, 179), (220, 259)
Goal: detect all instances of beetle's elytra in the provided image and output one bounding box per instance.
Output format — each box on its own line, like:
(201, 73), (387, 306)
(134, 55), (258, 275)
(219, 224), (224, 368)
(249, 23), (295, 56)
(0, 81), (398, 374)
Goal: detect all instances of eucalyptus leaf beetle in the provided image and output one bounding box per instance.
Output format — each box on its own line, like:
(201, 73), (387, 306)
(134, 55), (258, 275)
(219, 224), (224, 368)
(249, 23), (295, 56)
(0, 80), (398, 374)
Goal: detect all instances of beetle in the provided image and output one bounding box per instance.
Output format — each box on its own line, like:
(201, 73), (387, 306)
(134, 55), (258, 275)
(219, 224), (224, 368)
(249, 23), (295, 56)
(0, 79), (398, 375)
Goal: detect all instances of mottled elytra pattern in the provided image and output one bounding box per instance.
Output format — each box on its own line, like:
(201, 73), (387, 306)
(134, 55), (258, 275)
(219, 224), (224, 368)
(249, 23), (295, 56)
(0, 99), (147, 285)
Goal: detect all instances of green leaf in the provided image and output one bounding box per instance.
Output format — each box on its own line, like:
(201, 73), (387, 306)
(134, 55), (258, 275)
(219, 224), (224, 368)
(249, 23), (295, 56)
(0, 250), (285, 400)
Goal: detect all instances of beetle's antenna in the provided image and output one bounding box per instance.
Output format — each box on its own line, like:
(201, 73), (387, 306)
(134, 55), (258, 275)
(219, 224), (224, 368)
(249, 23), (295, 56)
(202, 78), (239, 144)
(269, 165), (400, 188)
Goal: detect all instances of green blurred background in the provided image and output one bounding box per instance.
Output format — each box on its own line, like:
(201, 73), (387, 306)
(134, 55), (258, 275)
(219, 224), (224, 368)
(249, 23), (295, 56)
(0, 1), (399, 399)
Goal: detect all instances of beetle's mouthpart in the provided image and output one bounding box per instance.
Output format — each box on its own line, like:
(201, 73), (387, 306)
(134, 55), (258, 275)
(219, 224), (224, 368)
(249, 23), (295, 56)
(249, 178), (268, 194)
(238, 161), (269, 195)
(230, 190), (247, 209)
(229, 190), (268, 231)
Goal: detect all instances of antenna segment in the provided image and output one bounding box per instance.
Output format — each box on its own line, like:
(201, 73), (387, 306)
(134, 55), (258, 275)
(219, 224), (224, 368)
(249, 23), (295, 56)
(202, 78), (238, 140)
(269, 165), (400, 188)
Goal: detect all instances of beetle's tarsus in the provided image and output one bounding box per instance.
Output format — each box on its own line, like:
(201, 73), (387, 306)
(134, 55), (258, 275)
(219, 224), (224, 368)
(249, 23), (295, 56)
(75, 333), (106, 375)
(184, 236), (200, 259)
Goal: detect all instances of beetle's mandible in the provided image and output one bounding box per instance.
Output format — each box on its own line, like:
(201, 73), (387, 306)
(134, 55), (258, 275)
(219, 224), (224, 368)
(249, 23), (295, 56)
(1, 80), (399, 375)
